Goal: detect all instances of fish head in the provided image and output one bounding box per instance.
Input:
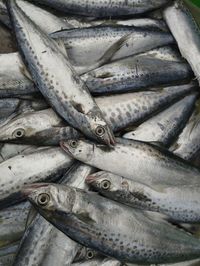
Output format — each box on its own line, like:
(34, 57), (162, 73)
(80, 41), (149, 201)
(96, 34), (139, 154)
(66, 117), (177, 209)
(85, 110), (116, 146)
(22, 183), (76, 214)
(60, 139), (96, 162)
(0, 113), (44, 142)
(86, 171), (124, 196)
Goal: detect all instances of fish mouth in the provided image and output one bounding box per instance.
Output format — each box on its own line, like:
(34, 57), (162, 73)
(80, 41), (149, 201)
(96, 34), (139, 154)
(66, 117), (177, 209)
(22, 183), (49, 197)
(104, 130), (116, 147)
(60, 140), (72, 155)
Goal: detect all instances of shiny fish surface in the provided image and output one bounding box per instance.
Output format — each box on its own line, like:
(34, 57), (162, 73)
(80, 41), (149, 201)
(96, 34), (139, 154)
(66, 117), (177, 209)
(82, 52), (192, 94)
(87, 171), (200, 223)
(0, 146), (73, 209)
(51, 26), (173, 69)
(7, 0), (115, 146)
(29, 0), (169, 18)
(25, 183), (200, 264)
(164, 1), (200, 86)
(123, 93), (198, 147)
(60, 138), (200, 187)
(0, 83), (195, 145)
(0, 242), (19, 266)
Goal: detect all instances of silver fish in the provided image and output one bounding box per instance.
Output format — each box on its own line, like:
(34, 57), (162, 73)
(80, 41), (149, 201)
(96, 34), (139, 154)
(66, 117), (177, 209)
(72, 258), (122, 266)
(60, 138), (200, 187)
(164, 1), (200, 86)
(24, 183), (200, 264)
(171, 98), (200, 161)
(28, 0), (169, 17)
(0, 146), (73, 209)
(86, 171), (200, 223)
(123, 93), (198, 147)
(14, 163), (95, 266)
(0, 83), (195, 144)
(82, 51), (192, 94)
(51, 26), (173, 70)
(0, 201), (30, 248)
(7, 0), (115, 146)
(0, 0), (10, 28)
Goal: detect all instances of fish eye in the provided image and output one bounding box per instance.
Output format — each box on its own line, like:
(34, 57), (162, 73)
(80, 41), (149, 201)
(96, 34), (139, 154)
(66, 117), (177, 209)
(86, 250), (94, 259)
(37, 193), (50, 206)
(69, 140), (78, 148)
(13, 128), (25, 138)
(100, 180), (111, 190)
(95, 126), (105, 137)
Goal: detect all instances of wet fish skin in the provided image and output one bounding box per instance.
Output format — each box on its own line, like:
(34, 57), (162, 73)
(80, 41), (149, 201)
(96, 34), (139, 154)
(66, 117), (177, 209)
(24, 183), (200, 264)
(82, 52), (193, 95)
(170, 100), (200, 161)
(51, 26), (173, 68)
(0, 146), (73, 209)
(72, 258), (122, 266)
(7, 0), (115, 146)
(123, 93), (198, 147)
(86, 171), (200, 223)
(14, 163), (95, 266)
(164, 1), (200, 86)
(28, 0), (169, 17)
(0, 82), (196, 145)
(0, 0), (11, 28)
(0, 201), (30, 248)
(60, 138), (200, 188)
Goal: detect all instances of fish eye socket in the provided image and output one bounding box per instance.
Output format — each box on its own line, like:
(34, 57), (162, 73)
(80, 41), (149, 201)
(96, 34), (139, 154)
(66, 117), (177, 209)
(69, 140), (78, 148)
(37, 193), (50, 206)
(13, 128), (25, 138)
(100, 180), (111, 190)
(95, 126), (105, 137)
(86, 250), (94, 259)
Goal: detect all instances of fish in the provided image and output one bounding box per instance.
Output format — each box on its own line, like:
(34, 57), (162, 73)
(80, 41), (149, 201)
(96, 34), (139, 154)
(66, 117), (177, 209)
(0, 201), (30, 248)
(28, 0), (169, 17)
(60, 138), (200, 187)
(86, 171), (200, 223)
(72, 258), (123, 266)
(170, 98), (200, 161)
(51, 25), (173, 70)
(82, 50), (193, 94)
(123, 93), (198, 147)
(14, 162), (95, 266)
(24, 183), (200, 264)
(164, 1), (200, 86)
(0, 146), (73, 209)
(7, 0), (115, 146)
(0, 82), (195, 145)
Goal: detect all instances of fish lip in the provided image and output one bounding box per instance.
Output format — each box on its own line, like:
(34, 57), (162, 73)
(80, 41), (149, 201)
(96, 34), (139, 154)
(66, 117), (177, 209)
(60, 140), (73, 156)
(21, 183), (49, 197)
(104, 131), (116, 147)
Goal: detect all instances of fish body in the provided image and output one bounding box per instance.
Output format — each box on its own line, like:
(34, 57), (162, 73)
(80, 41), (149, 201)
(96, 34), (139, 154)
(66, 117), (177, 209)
(29, 0), (169, 17)
(87, 171), (200, 223)
(0, 1), (11, 28)
(0, 242), (19, 266)
(164, 1), (200, 85)
(123, 93), (198, 147)
(82, 52), (192, 94)
(60, 138), (200, 187)
(7, 0), (115, 145)
(51, 26), (173, 68)
(25, 183), (200, 264)
(0, 144), (34, 163)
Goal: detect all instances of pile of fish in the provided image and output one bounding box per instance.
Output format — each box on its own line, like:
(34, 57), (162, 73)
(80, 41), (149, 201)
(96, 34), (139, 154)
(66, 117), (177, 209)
(0, 0), (200, 265)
